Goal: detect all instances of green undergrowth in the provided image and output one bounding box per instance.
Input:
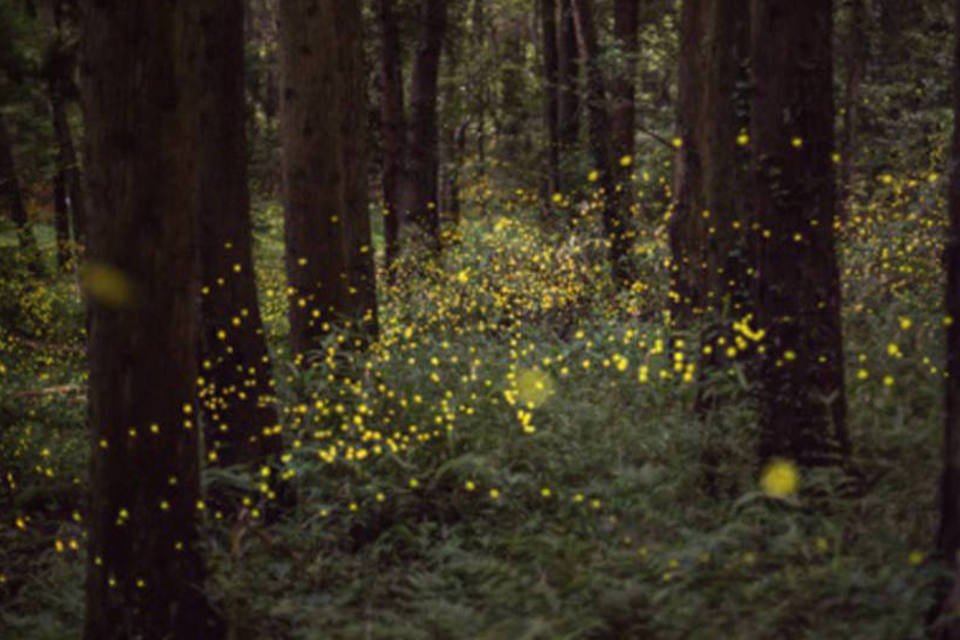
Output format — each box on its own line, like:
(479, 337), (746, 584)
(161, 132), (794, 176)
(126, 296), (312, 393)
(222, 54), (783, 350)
(0, 177), (949, 637)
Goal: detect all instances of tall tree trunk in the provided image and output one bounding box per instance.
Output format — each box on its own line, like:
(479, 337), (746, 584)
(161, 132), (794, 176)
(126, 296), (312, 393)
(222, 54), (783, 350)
(80, 1), (220, 637)
(402, 0), (447, 250)
(557, 0), (580, 190)
(379, 0), (405, 272)
(42, 0), (86, 256)
(839, 0), (866, 221)
(937, 1), (960, 634)
(751, 0), (847, 467)
(196, 0), (282, 467)
(671, 0), (751, 326)
(334, 0), (379, 339)
(572, 0), (632, 288)
(280, 0), (377, 356)
(612, 0), (638, 166)
(0, 113), (42, 273)
(541, 0), (561, 210)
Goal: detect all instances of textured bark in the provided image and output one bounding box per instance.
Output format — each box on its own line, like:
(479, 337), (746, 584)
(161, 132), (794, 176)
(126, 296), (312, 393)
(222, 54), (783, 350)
(280, 0), (377, 355)
(751, 0), (847, 466)
(541, 0), (561, 206)
(334, 0), (379, 339)
(572, 0), (631, 288)
(671, 0), (751, 325)
(80, 1), (220, 638)
(43, 1), (86, 255)
(401, 0), (447, 250)
(196, 0), (281, 467)
(612, 0), (638, 165)
(0, 112), (42, 271)
(379, 0), (405, 271)
(557, 0), (580, 159)
(938, 1), (960, 635)
(838, 0), (866, 219)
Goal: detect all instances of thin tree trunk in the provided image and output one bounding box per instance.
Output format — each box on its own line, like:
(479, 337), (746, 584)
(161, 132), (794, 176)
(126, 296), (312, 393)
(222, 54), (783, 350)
(572, 0), (632, 288)
(937, 1), (960, 635)
(334, 0), (379, 339)
(540, 0), (561, 210)
(379, 0), (405, 272)
(80, 1), (220, 637)
(612, 0), (638, 165)
(557, 0), (580, 190)
(0, 113), (42, 273)
(402, 0), (448, 251)
(839, 0), (866, 221)
(752, 0), (847, 467)
(196, 0), (282, 467)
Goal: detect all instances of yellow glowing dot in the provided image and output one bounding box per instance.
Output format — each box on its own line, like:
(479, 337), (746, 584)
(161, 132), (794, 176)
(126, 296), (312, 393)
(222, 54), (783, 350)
(540, 487), (552, 498)
(464, 480), (476, 491)
(587, 170), (600, 183)
(908, 550), (925, 566)
(883, 375), (895, 387)
(760, 459), (799, 498)
(619, 154), (632, 167)
(736, 132), (750, 146)
(489, 488), (500, 500)
(791, 136), (803, 148)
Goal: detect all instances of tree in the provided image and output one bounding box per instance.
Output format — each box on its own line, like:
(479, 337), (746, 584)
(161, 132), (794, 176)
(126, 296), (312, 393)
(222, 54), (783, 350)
(838, 0), (867, 219)
(572, 0), (632, 288)
(196, 0), (281, 467)
(670, 0), (751, 326)
(557, 0), (580, 188)
(401, 0), (448, 251)
(41, 0), (85, 265)
(937, 0), (960, 633)
(80, 1), (220, 637)
(751, 0), (848, 466)
(0, 111), (42, 273)
(379, 0), (405, 272)
(280, 0), (378, 356)
(540, 0), (561, 209)
(612, 0), (638, 188)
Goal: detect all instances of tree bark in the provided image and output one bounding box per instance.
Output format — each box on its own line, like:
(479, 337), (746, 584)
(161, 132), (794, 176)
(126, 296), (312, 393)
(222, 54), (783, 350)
(838, 0), (866, 221)
(401, 0), (447, 250)
(0, 112), (42, 272)
(334, 0), (379, 339)
(557, 0), (580, 190)
(540, 0), (561, 209)
(937, 1), (960, 635)
(280, 0), (377, 356)
(379, 0), (405, 272)
(612, 0), (638, 166)
(572, 0), (632, 288)
(80, 1), (220, 637)
(671, 0), (751, 326)
(196, 0), (282, 467)
(751, 0), (848, 467)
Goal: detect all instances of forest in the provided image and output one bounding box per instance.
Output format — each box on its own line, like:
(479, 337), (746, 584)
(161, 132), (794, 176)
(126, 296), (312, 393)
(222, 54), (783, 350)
(0, 0), (958, 637)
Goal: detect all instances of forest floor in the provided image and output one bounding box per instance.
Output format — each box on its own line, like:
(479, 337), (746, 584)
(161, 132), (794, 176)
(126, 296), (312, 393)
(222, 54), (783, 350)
(0, 178), (949, 638)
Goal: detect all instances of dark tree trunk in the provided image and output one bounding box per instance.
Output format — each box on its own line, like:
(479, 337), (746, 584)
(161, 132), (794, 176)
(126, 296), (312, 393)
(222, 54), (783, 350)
(379, 0), (405, 272)
(557, 0), (580, 192)
(937, 1), (960, 635)
(53, 161), (69, 268)
(540, 0), (561, 208)
(0, 113), (42, 272)
(280, 0), (377, 356)
(751, 0), (848, 467)
(43, 4), (86, 256)
(612, 0), (638, 165)
(671, 0), (751, 327)
(572, 0), (632, 288)
(402, 0), (447, 250)
(80, 1), (220, 638)
(839, 0), (866, 220)
(334, 0), (379, 339)
(196, 0), (282, 467)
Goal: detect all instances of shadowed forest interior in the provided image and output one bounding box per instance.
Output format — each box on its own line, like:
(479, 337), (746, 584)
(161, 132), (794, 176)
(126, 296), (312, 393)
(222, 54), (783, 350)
(3, 0), (960, 637)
